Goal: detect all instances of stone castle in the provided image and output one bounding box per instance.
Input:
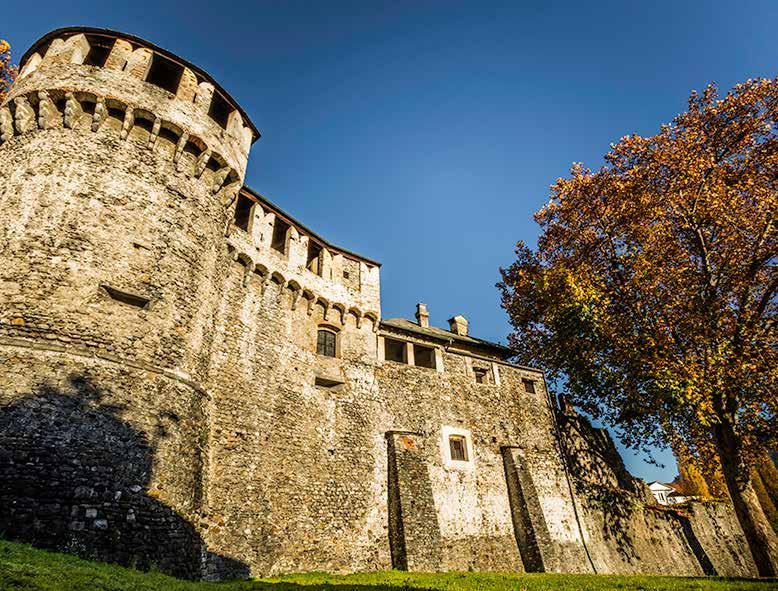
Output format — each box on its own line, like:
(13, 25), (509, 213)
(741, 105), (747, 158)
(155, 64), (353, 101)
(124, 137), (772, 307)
(0, 27), (759, 580)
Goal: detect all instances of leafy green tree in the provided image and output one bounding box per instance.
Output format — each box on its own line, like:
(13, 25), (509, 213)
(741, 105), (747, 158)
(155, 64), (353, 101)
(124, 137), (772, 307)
(499, 79), (777, 575)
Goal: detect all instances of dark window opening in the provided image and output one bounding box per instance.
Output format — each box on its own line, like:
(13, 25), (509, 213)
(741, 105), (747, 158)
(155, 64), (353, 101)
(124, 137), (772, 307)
(233, 194), (254, 231)
(307, 241), (323, 275)
(271, 218), (290, 254)
(158, 126), (180, 144)
(207, 92), (231, 129)
(413, 344), (436, 369)
(101, 284), (150, 309)
(522, 379), (536, 394)
(183, 141), (202, 157)
(206, 157), (221, 172)
(83, 36), (114, 68)
(384, 338), (407, 363)
(146, 54), (183, 94)
(449, 436), (468, 461)
(134, 117), (154, 132)
(474, 368), (488, 384)
(81, 100), (96, 115)
(107, 106), (125, 120)
(317, 329), (337, 357)
(343, 271), (350, 279)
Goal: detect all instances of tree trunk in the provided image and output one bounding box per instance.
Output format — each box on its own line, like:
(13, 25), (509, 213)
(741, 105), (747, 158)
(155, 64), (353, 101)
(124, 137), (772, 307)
(713, 422), (778, 577)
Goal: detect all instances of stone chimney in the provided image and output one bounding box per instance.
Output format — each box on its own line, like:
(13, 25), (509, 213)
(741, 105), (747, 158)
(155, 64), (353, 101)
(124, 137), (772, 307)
(415, 303), (429, 328)
(448, 314), (468, 336)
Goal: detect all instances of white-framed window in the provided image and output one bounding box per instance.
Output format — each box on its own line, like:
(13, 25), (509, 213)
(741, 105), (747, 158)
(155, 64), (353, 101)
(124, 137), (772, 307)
(441, 426), (474, 469)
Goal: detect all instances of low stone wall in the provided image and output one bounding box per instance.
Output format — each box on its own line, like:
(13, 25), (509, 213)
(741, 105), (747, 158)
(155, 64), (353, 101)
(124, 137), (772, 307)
(573, 484), (757, 577)
(686, 501), (758, 577)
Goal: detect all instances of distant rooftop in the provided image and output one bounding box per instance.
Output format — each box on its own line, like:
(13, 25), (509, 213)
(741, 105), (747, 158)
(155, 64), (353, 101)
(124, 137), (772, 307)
(380, 317), (514, 359)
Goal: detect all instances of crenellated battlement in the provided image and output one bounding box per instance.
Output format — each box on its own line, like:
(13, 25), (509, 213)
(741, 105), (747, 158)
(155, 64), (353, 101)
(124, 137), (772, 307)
(10, 28), (258, 177)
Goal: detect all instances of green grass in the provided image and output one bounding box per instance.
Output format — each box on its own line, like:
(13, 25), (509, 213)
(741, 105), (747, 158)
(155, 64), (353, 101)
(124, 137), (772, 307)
(0, 539), (775, 591)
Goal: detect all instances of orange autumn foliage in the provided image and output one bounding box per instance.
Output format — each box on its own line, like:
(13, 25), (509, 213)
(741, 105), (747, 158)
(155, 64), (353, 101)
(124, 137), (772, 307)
(0, 39), (17, 104)
(499, 79), (777, 574)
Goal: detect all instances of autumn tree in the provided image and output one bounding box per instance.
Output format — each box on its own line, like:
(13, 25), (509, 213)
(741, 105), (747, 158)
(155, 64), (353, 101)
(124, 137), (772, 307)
(0, 39), (17, 104)
(499, 79), (777, 575)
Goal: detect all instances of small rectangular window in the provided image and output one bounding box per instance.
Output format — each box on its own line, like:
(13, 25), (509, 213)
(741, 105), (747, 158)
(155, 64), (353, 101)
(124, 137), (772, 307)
(271, 218), (290, 254)
(208, 92), (231, 129)
(384, 338), (407, 363)
(233, 194), (254, 231)
(83, 35), (115, 68)
(474, 368), (488, 384)
(449, 436), (468, 461)
(522, 378), (536, 394)
(316, 329), (337, 357)
(146, 54), (184, 94)
(413, 344), (436, 369)
(307, 241), (323, 275)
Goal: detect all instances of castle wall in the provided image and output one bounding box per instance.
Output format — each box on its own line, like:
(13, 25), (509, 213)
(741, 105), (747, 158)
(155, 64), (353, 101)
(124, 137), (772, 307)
(557, 403), (758, 577)
(0, 26), (760, 583)
(195, 249), (593, 577)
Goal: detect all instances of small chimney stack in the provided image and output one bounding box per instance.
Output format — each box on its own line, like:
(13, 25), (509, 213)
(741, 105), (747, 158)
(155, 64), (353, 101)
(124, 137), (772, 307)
(448, 314), (468, 336)
(415, 303), (430, 328)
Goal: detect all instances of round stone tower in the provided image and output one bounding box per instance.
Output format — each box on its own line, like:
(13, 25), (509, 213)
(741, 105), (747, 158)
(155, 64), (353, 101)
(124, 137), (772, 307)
(0, 28), (258, 578)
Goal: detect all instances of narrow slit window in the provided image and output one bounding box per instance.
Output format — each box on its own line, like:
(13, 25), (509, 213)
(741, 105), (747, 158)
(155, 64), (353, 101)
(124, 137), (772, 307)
(384, 338), (407, 363)
(413, 344), (436, 369)
(317, 329), (337, 357)
(307, 241), (323, 275)
(315, 376), (344, 390)
(233, 193), (254, 231)
(271, 218), (290, 254)
(449, 435), (468, 462)
(522, 378), (536, 394)
(102, 284), (150, 309)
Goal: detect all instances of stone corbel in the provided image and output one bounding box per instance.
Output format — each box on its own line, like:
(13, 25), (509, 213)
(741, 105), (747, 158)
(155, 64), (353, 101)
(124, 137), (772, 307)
(242, 263), (255, 287)
(37, 91), (59, 130)
(356, 314), (363, 329)
(258, 273), (271, 296)
(148, 117), (161, 149)
(291, 289), (303, 311)
(195, 148), (211, 178)
(63, 93), (82, 129)
(173, 132), (189, 165)
(120, 107), (134, 140)
(13, 96), (36, 134)
(211, 167), (231, 194)
(0, 106), (14, 142)
(307, 296), (315, 316)
(323, 303), (332, 322)
(91, 98), (106, 132)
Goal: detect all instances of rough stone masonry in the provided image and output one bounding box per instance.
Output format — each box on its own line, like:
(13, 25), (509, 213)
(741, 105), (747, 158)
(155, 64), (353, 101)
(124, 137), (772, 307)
(0, 26), (758, 580)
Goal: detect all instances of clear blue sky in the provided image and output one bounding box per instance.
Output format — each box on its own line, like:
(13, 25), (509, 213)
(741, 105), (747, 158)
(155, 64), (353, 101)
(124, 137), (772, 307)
(3, 1), (776, 482)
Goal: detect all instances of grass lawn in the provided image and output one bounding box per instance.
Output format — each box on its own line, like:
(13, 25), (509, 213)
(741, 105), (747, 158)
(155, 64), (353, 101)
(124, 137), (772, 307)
(1, 539), (775, 591)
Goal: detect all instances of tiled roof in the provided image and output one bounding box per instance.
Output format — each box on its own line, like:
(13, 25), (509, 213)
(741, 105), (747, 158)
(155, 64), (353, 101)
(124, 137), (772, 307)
(380, 317), (514, 358)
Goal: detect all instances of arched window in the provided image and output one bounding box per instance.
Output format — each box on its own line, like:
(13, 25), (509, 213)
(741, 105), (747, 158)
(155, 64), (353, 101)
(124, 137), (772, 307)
(316, 328), (337, 357)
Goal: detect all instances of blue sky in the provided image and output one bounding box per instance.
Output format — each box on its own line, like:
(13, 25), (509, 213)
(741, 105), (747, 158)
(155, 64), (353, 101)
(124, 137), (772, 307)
(3, 1), (776, 482)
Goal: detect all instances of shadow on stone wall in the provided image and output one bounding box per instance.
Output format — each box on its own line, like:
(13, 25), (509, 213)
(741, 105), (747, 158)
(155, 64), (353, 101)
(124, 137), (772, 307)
(0, 374), (248, 580)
